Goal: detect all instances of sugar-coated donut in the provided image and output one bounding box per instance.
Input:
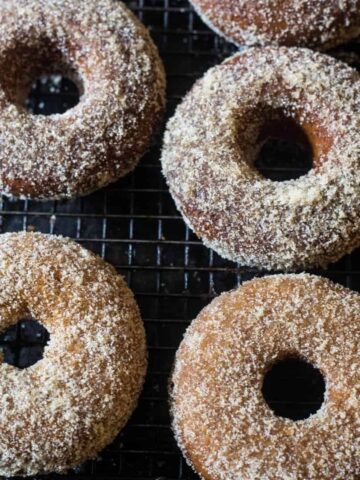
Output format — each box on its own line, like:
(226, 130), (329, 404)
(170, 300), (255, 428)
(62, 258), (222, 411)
(161, 47), (360, 271)
(0, 0), (165, 200)
(171, 274), (360, 480)
(190, 0), (360, 49)
(0, 232), (146, 476)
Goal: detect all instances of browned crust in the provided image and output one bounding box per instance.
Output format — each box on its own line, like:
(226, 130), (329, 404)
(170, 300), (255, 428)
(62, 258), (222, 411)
(0, 0), (166, 200)
(0, 232), (147, 476)
(190, 0), (360, 49)
(171, 274), (360, 479)
(161, 47), (360, 271)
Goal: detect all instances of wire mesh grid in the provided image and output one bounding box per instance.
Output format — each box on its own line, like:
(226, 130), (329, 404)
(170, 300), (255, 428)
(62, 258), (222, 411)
(0, 1), (359, 479)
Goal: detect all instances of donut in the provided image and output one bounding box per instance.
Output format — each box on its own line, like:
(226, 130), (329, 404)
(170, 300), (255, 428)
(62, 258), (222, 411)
(190, 0), (360, 49)
(0, 0), (165, 200)
(161, 47), (360, 271)
(0, 232), (146, 476)
(171, 274), (360, 480)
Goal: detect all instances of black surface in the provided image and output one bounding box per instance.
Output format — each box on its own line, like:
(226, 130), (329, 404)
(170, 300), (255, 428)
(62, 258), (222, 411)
(26, 75), (80, 115)
(255, 137), (313, 181)
(1, 1), (359, 479)
(0, 320), (49, 369)
(262, 358), (326, 421)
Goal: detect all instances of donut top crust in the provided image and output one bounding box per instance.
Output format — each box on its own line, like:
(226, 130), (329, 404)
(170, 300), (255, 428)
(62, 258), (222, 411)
(0, 0), (165, 199)
(190, 0), (360, 49)
(0, 232), (146, 476)
(171, 274), (360, 480)
(161, 47), (360, 271)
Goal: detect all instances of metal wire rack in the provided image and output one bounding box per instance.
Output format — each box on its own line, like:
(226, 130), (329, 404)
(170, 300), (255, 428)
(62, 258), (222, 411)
(0, 1), (359, 479)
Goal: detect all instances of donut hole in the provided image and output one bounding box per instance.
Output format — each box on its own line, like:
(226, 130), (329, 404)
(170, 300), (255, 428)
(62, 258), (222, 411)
(0, 319), (50, 369)
(25, 74), (81, 116)
(0, 40), (83, 115)
(255, 116), (314, 181)
(262, 357), (326, 421)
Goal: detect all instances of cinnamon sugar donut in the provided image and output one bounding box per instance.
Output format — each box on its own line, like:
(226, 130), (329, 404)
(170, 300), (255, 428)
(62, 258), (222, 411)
(171, 274), (360, 480)
(0, 232), (146, 476)
(190, 0), (360, 49)
(0, 0), (165, 200)
(161, 47), (360, 271)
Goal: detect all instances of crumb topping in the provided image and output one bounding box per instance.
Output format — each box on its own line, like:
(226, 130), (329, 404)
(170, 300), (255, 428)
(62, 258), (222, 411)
(0, 0), (165, 199)
(0, 232), (147, 476)
(171, 274), (360, 480)
(161, 47), (360, 271)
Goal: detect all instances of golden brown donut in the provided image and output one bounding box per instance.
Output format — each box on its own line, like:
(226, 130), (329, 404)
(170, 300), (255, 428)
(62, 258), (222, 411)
(0, 232), (147, 476)
(171, 274), (360, 480)
(0, 0), (165, 199)
(161, 47), (360, 271)
(190, 0), (360, 49)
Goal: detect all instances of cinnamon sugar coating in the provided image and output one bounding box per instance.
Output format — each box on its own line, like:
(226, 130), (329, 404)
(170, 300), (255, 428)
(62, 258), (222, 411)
(171, 274), (360, 480)
(161, 47), (360, 271)
(190, 0), (360, 49)
(0, 232), (147, 476)
(0, 0), (166, 199)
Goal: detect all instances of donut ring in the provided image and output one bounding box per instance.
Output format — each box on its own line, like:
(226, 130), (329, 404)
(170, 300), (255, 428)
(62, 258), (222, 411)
(0, 232), (146, 476)
(171, 274), (360, 480)
(0, 0), (165, 200)
(161, 47), (360, 271)
(190, 0), (360, 49)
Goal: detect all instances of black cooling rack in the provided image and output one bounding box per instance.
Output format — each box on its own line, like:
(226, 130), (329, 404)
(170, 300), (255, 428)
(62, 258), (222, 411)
(1, 1), (359, 479)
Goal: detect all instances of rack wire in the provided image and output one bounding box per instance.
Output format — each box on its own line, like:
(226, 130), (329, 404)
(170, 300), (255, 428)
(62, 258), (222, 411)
(0, 1), (359, 479)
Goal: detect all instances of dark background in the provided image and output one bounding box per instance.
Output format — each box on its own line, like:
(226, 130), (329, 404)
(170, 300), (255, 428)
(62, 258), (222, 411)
(1, 1), (359, 478)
